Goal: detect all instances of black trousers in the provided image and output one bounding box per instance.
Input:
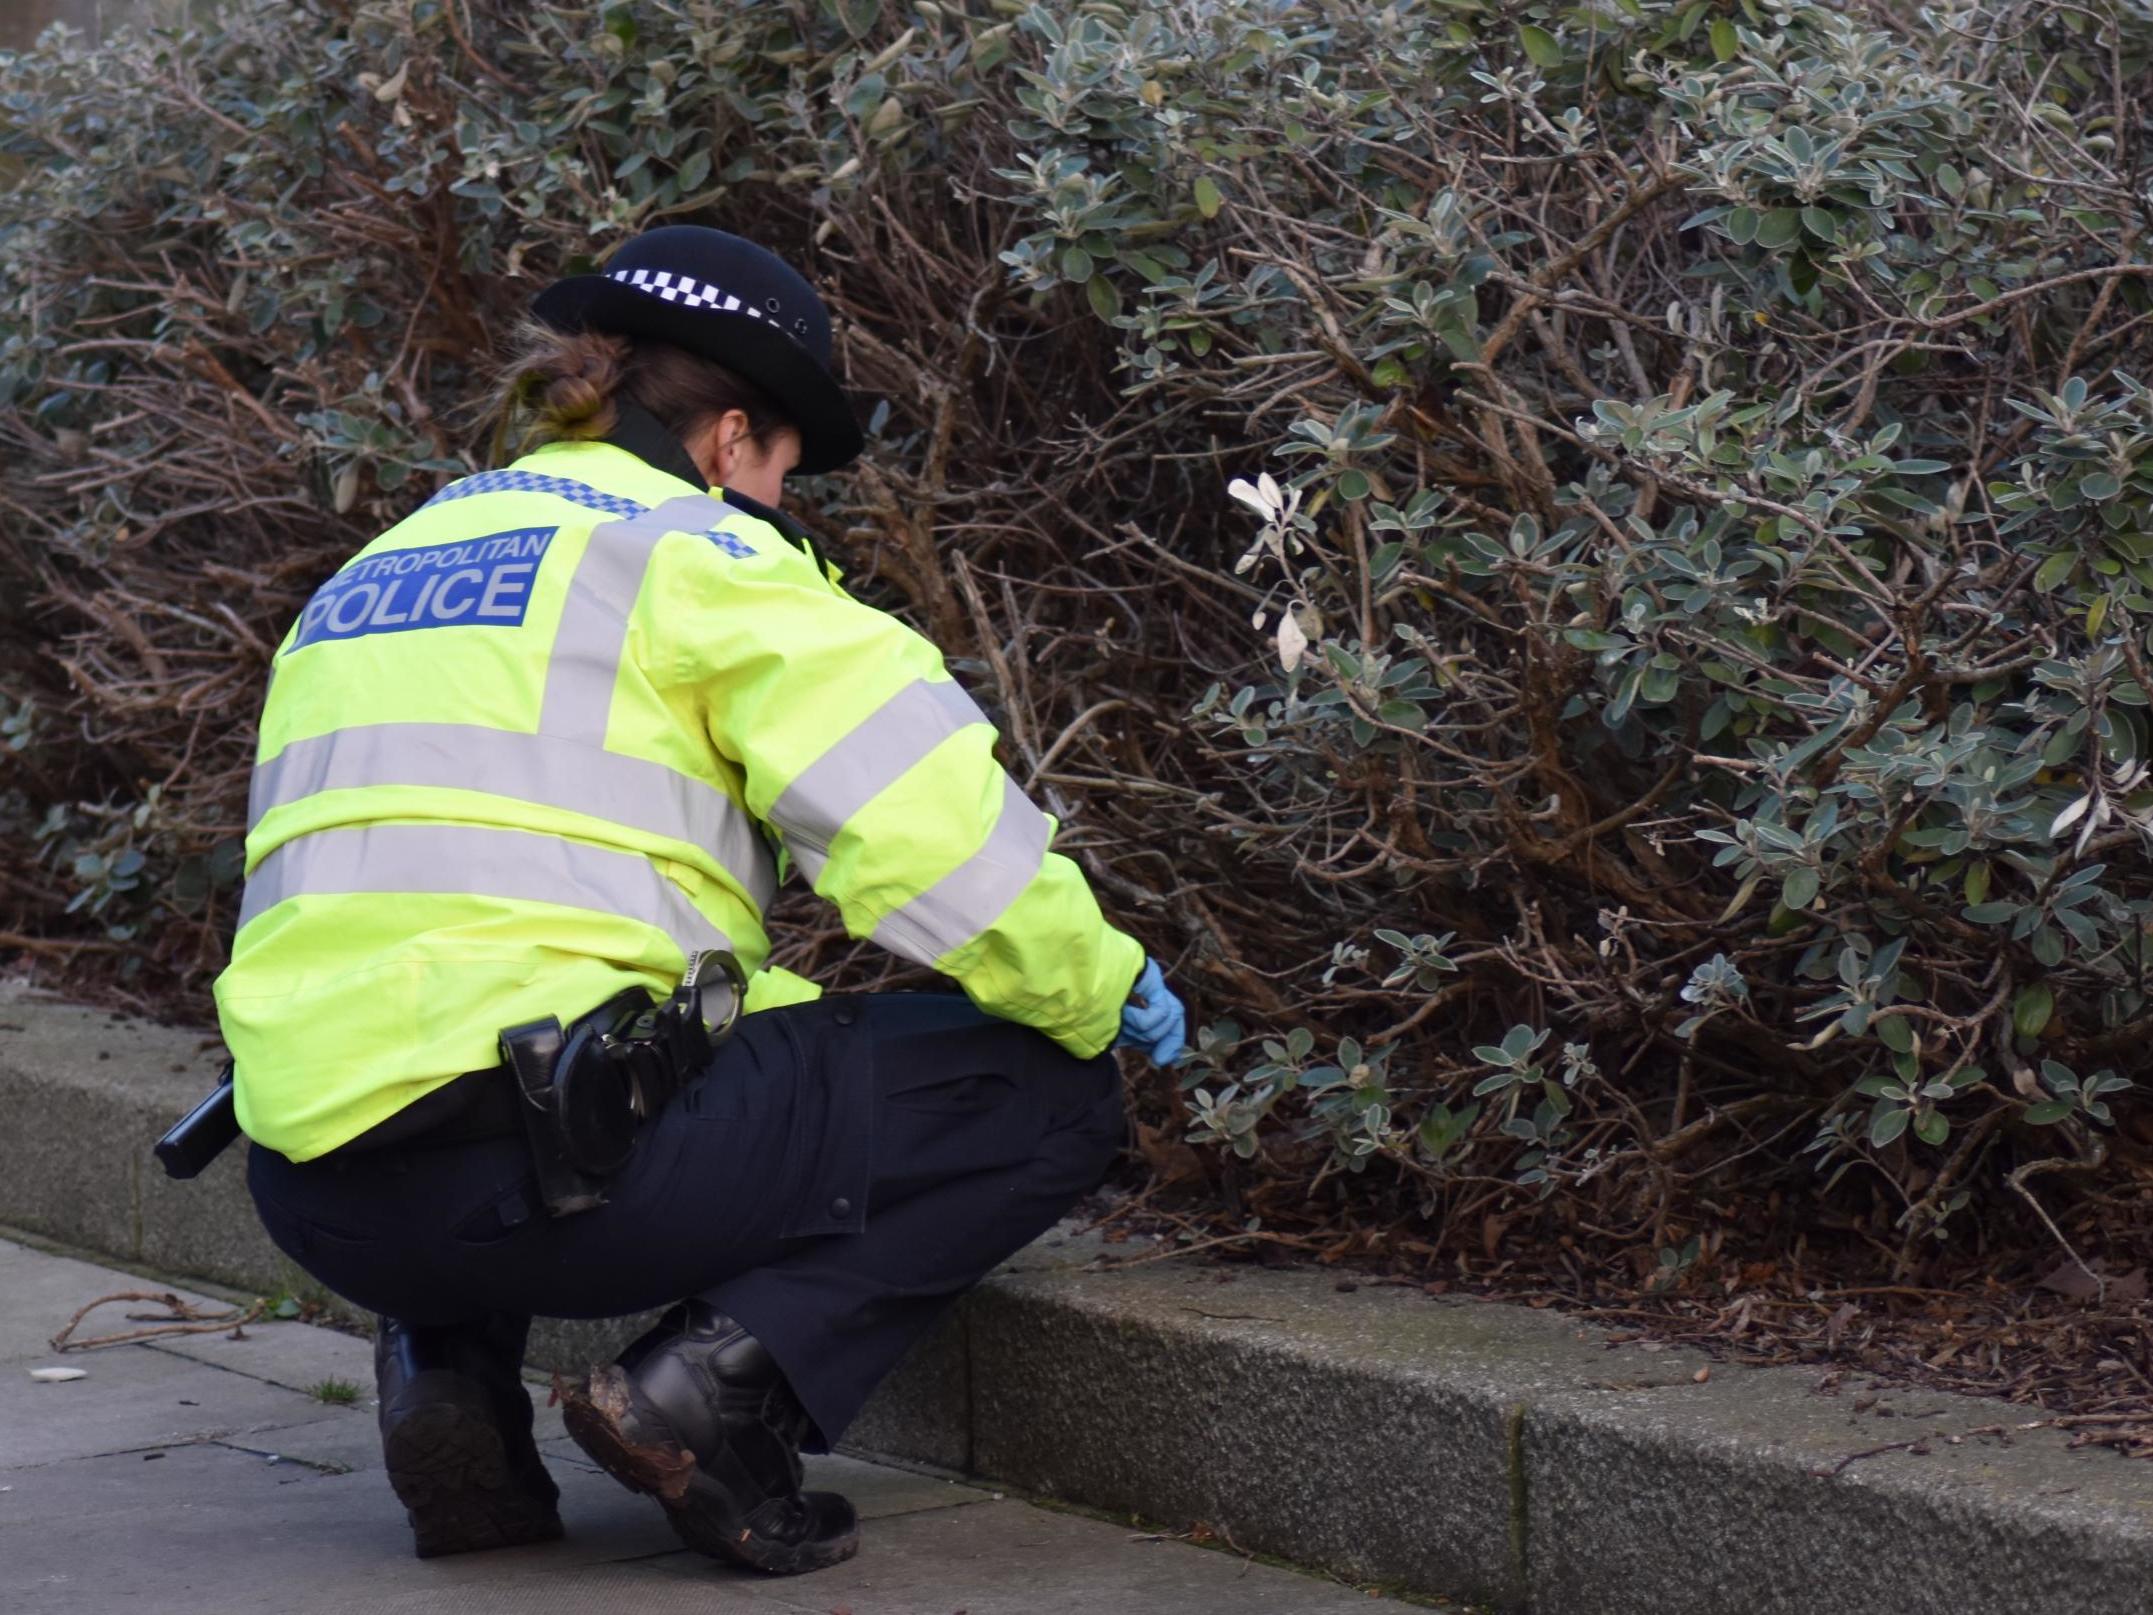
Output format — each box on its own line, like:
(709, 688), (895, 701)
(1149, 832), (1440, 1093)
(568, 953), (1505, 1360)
(246, 993), (1124, 1451)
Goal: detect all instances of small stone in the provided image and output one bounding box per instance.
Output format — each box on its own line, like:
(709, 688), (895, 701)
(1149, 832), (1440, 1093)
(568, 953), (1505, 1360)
(1693, 1366), (1711, 1383)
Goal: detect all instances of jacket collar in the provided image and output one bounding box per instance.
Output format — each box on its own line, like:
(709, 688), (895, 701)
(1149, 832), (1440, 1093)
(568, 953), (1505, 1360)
(603, 398), (706, 490)
(600, 400), (812, 551)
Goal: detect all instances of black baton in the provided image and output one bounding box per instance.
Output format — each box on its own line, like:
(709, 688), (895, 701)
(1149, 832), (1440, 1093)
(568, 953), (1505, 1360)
(154, 1064), (240, 1180)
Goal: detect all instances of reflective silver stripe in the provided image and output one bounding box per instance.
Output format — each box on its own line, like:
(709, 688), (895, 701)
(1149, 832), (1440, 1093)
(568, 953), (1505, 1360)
(869, 773), (1051, 966)
(539, 495), (739, 740)
(238, 823), (728, 948)
(785, 838), (831, 891)
(768, 678), (989, 850)
(248, 723), (777, 913)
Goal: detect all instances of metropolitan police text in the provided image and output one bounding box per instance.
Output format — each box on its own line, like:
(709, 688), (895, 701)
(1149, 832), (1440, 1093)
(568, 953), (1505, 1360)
(293, 528), (557, 650)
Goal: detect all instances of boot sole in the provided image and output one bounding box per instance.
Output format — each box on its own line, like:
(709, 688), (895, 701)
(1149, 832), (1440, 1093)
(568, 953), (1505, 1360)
(382, 1399), (564, 1558)
(558, 1367), (859, 1575)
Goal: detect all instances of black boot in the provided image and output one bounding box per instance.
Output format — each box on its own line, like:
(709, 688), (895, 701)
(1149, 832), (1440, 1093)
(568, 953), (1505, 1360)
(559, 1301), (859, 1574)
(375, 1313), (563, 1558)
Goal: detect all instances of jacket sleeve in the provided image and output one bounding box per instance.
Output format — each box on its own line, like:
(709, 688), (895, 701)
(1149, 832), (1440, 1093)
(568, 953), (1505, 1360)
(659, 528), (1144, 1059)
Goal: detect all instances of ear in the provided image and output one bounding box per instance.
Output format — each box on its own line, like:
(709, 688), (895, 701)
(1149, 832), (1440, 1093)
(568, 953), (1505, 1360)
(686, 409), (753, 489)
(708, 409), (755, 478)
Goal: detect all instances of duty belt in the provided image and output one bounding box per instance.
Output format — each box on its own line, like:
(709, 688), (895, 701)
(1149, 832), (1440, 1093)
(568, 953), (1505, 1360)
(157, 952), (745, 1214)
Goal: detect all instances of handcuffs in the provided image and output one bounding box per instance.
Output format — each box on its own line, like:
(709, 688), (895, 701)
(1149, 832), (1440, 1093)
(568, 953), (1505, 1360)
(498, 949), (746, 1218)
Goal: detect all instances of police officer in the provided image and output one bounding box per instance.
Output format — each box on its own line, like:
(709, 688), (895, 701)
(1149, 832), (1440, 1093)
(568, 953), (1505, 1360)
(220, 226), (1189, 1574)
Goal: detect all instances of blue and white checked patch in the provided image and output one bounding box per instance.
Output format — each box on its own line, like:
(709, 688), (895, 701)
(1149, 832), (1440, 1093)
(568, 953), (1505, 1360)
(702, 524), (757, 560)
(421, 470), (649, 520)
(420, 471), (763, 559)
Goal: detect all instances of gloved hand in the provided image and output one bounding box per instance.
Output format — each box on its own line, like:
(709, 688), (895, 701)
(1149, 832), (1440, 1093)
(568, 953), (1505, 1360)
(1113, 957), (1188, 1066)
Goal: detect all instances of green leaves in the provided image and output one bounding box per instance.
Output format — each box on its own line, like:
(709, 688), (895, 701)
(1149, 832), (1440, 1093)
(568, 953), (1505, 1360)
(2023, 1061), (2131, 1127)
(1518, 24), (1563, 67)
(2012, 982), (2054, 1041)
(1781, 866), (1820, 911)
(1754, 209), (1803, 249)
(1870, 1103), (1911, 1147)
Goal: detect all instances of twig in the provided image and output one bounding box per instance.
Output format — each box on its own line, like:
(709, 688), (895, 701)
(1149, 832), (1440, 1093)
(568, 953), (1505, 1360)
(50, 1291), (266, 1352)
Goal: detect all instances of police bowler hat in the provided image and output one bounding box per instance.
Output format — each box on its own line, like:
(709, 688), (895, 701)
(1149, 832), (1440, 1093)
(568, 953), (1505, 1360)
(532, 226), (864, 475)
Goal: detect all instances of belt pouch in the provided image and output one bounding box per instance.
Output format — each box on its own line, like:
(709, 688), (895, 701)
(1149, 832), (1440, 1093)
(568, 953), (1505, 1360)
(498, 1015), (612, 1218)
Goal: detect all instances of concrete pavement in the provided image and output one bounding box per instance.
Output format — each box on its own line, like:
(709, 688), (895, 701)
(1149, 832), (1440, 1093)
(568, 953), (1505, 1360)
(0, 1235), (1433, 1613)
(17, 984), (2153, 1612)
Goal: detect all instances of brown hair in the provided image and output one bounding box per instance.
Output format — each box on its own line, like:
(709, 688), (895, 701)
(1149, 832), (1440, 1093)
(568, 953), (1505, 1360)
(489, 318), (790, 465)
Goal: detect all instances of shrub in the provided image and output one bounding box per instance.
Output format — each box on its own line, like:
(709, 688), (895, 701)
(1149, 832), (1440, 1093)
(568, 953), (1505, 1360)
(5, 0), (2152, 1282)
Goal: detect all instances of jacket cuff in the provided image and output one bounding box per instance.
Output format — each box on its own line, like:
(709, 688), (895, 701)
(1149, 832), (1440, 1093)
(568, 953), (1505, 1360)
(1051, 928), (1147, 1060)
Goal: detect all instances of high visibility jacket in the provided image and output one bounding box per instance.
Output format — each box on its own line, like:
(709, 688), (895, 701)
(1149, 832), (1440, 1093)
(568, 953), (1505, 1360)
(215, 438), (1144, 1162)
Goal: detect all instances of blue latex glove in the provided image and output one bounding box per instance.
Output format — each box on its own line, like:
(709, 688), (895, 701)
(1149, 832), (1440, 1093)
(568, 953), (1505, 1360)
(1113, 958), (1188, 1066)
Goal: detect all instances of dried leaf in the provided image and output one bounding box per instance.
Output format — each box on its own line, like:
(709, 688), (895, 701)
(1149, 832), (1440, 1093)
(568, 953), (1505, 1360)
(1277, 610), (1307, 672)
(2035, 1259), (2146, 1303)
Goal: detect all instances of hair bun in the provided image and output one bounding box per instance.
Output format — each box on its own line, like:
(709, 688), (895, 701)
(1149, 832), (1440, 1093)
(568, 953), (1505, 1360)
(518, 328), (627, 443)
(490, 317), (787, 463)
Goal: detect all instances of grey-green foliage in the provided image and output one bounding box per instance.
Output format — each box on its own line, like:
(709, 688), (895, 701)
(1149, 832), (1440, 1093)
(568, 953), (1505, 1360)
(5, 0), (2151, 1266)
(981, 0), (2153, 1251)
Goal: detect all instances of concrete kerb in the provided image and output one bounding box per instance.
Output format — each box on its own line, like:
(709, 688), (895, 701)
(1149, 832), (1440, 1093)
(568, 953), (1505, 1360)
(5, 979), (2152, 1614)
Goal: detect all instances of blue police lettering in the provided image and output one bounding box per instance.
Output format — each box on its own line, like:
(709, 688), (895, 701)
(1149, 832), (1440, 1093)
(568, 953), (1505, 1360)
(290, 528), (557, 650)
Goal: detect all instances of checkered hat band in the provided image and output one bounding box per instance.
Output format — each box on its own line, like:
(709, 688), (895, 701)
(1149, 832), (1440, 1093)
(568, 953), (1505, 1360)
(607, 267), (807, 345)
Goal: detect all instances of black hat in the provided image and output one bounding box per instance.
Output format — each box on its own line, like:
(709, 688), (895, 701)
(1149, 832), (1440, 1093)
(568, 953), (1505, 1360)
(531, 226), (863, 475)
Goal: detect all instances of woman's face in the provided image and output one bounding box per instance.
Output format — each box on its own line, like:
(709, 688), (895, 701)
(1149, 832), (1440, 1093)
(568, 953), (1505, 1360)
(696, 408), (802, 509)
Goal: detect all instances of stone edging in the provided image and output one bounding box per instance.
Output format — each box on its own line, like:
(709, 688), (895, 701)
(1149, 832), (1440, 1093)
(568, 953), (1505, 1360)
(4, 982), (2149, 1613)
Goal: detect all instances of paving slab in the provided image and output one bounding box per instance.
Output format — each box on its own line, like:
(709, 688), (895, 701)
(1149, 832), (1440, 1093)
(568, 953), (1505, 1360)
(144, 1322), (375, 1394)
(0, 1237), (1419, 1614)
(3, 1438), (689, 1611)
(0, 1232), (180, 1360)
(650, 1495), (1403, 1614)
(0, 1340), (348, 1470)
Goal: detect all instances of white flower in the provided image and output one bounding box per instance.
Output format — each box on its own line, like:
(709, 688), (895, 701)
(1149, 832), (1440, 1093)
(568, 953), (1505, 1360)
(1227, 471), (1286, 521)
